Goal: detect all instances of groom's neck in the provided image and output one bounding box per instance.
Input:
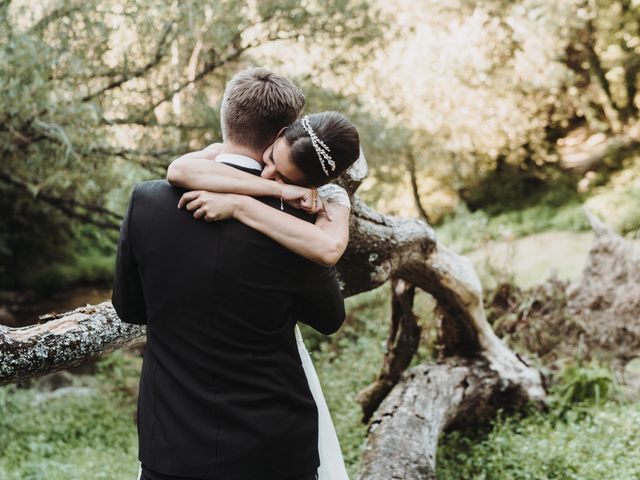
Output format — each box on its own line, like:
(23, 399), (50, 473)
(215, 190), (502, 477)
(220, 141), (264, 166)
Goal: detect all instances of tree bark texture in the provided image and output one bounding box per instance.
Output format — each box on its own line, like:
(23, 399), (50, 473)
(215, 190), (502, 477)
(356, 278), (422, 422)
(0, 302), (145, 386)
(359, 360), (511, 480)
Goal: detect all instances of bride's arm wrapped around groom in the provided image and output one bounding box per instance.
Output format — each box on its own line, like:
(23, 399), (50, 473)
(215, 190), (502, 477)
(167, 145), (351, 267)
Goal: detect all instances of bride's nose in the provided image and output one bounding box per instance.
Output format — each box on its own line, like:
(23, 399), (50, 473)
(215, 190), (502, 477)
(261, 164), (276, 180)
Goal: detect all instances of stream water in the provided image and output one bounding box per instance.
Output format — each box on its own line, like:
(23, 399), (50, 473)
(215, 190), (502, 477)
(1, 286), (112, 327)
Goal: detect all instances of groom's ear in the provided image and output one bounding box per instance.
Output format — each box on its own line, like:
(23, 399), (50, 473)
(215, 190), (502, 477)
(276, 126), (287, 138)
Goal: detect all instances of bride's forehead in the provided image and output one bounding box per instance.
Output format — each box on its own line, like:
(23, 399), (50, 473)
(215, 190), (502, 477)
(272, 136), (289, 157)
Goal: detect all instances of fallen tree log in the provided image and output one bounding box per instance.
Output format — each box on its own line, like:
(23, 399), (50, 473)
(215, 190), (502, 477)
(485, 209), (640, 369)
(355, 278), (422, 423)
(341, 198), (545, 405)
(0, 302), (144, 386)
(359, 360), (509, 480)
(357, 209), (640, 478)
(566, 210), (640, 362)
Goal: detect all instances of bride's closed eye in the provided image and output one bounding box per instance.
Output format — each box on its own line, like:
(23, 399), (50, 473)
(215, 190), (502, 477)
(262, 148), (282, 183)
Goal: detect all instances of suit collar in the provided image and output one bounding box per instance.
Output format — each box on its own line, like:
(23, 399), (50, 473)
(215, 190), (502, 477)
(219, 162), (262, 176)
(216, 153), (262, 172)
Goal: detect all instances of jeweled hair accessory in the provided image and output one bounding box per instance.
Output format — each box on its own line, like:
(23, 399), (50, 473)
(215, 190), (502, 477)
(301, 115), (335, 176)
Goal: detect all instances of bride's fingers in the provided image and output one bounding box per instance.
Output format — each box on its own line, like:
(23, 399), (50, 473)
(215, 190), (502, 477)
(299, 194), (320, 212)
(299, 195), (314, 210)
(185, 197), (204, 211)
(300, 189), (318, 212)
(321, 199), (332, 221)
(178, 191), (201, 209)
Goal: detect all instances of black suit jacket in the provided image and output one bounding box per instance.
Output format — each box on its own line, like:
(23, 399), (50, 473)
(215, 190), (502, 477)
(111, 173), (345, 480)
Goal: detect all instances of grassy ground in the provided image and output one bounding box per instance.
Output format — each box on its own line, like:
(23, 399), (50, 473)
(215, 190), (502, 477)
(466, 230), (595, 288)
(436, 152), (640, 258)
(437, 403), (640, 480)
(0, 385), (139, 479)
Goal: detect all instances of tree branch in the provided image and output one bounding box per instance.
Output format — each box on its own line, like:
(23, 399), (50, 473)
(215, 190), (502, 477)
(407, 151), (431, 223)
(80, 22), (175, 102)
(89, 144), (189, 173)
(0, 173), (121, 230)
(28, 4), (84, 34)
(0, 302), (145, 386)
(137, 29), (303, 119)
(356, 278), (422, 422)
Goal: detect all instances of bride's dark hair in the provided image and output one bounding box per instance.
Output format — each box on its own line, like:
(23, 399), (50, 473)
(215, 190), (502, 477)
(282, 111), (360, 187)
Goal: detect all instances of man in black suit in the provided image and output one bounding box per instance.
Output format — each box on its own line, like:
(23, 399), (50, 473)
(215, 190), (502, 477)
(112, 68), (345, 480)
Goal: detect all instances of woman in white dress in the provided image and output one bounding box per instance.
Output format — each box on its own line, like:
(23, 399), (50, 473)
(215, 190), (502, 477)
(151, 111), (358, 480)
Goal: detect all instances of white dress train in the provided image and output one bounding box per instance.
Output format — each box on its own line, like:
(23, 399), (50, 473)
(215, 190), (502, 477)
(137, 184), (351, 480)
(295, 325), (350, 480)
(296, 183), (351, 480)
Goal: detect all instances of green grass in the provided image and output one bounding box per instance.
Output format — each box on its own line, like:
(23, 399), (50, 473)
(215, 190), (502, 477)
(300, 286), (392, 474)
(437, 153), (640, 254)
(585, 172), (640, 236)
(437, 403), (640, 480)
(436, 200), (591, 254)
(0, 385), (139, 480)
(466, 230), (596, 288)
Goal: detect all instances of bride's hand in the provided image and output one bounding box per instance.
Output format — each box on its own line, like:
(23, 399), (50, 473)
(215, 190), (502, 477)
(178, 190), (239, 221)
(280, 185), (331, 219)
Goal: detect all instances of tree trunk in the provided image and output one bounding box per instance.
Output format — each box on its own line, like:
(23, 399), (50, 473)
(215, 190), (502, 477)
(407, 151), (431, 223)
(583, 14), (623, 133)
(359, 360), (510, 480)
(336, 198), (544, 403)
(356, 278), (422, 422)
(0, 302), (145, 386)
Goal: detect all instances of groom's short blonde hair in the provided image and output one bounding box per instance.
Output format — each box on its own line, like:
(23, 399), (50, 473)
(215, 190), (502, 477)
(220, 67), (305, 152)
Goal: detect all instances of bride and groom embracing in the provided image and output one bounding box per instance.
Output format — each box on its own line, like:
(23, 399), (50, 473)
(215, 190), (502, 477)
(111, 67), (360, 480)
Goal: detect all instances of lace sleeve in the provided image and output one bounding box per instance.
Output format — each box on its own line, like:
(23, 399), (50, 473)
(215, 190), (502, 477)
(317, 184), (351, 210)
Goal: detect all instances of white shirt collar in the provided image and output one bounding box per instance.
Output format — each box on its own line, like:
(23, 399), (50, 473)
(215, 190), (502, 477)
(216, 153), (262, 172)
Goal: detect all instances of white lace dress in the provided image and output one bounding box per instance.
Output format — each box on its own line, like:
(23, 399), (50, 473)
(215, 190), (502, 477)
(295, 183), (350, 480)
(137, 184), (351, 480)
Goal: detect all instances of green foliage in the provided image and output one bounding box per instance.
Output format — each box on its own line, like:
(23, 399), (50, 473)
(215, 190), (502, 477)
(0, 181), (117, 291)
(0, 0), (386, 288)
(436, 198), (591, 254)
(550, 361), (616, 416)
(15, 252), (114, 292)
(460, 160), (580, 213)
(0, 186), (74, 289)
(585, 153), (640, 236)
(95, 349), (143, 396)
(0, 384), (138, 480)
(437, 402), (640, 480)
(446, 150), (640, 246)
